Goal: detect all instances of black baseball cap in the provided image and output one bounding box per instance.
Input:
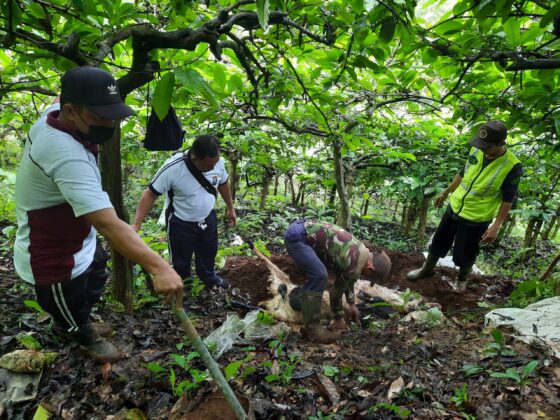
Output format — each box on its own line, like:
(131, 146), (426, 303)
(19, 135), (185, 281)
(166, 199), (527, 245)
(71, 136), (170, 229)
(60, 66), (136, 120)
(469, 120), (507, 151)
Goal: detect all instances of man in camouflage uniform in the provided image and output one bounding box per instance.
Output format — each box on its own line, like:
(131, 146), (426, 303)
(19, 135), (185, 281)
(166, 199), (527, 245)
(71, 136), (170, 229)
(284, 219), (392, 343)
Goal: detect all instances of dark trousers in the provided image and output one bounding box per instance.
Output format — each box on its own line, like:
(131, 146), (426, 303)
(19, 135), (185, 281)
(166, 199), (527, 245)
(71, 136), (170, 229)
(429, 206), (489, 268)
(167, 210), (218, 285)
(284, 219), (328, 292)
(34, 240), (109, 332)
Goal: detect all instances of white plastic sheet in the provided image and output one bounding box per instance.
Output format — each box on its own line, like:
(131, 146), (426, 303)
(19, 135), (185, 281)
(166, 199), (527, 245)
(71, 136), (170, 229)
(485, 296), (560, 358)
(204, 310), (289, 358)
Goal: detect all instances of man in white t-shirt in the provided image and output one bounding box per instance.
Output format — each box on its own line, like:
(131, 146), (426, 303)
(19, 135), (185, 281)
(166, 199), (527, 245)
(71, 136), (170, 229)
(14, 66), (183, 362)
(132, 135), (236, 289)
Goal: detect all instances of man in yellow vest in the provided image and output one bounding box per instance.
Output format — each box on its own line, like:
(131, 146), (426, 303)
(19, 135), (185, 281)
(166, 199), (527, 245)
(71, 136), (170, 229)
(407, 121), (522, 292)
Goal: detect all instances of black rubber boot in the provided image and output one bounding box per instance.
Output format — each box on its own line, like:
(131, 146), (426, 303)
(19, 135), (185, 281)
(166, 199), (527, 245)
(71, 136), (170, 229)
(300, 290), (339, 344)
(406, 253), (439, 281)
(452, 266), (472, 293)
(206, 275), (230, 289)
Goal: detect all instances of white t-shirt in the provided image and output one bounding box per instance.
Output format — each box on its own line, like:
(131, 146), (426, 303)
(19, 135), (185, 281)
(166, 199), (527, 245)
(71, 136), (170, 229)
(150, 152), (228, 222)
(14, 104), (113, 285)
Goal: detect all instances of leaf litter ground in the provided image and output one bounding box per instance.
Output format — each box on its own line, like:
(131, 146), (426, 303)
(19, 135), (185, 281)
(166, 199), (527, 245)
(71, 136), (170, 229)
(1, 245), (559, 419)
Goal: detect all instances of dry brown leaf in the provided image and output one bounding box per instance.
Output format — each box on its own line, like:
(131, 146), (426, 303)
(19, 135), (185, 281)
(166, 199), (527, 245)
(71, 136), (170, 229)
(387, 377), (404, 400)
(314, 373), (340, 406)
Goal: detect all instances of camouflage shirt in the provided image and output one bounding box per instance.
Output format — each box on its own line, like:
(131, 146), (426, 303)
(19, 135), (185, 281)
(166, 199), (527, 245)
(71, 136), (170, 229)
(305, 220), (370, 305)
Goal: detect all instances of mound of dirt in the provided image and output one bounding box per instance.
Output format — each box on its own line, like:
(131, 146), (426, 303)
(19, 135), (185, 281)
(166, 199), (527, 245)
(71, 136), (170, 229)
(220, 248), (515, 313)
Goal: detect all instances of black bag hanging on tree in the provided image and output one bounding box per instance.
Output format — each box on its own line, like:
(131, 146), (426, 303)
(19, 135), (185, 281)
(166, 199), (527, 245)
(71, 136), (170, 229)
(143, 106), (184, 151)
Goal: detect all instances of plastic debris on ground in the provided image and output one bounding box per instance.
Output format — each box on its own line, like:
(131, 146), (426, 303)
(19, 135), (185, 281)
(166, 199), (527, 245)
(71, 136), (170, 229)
(0, 368), (42, 408)
(403, 307), (446, 327)
(204, 310), (289, 358)
(485, 296), (560, 359)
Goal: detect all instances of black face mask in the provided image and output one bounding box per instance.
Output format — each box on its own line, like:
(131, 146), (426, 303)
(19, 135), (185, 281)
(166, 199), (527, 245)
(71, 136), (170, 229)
(79, 124), (116, 144)
(75, 110), (116, 144)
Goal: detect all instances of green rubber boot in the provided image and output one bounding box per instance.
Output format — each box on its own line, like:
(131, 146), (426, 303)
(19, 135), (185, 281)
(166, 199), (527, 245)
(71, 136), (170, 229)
(406, 253), (439, 281)
(300, 290), (339, 344)
(452, 266), (472, 293)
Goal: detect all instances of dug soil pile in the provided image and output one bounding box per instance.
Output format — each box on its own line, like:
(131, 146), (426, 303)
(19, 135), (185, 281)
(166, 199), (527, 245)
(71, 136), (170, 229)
(220, 246), (515, 313)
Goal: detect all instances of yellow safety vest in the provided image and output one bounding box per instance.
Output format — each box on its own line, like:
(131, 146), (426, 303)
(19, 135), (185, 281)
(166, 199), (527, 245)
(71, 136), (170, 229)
(449, 147), (520, 222)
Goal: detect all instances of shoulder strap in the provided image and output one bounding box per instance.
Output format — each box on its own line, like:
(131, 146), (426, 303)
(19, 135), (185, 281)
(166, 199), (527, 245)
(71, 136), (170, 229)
(184, 152), (218, 197)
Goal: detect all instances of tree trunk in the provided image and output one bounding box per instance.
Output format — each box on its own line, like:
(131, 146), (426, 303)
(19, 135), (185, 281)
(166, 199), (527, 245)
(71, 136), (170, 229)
(522, 218), (538, 249)
(531, 219), (544, 247)
(259, 168), (273, 210)
(394, 201), (400, 222)
(552, 221), (560, 240)
(295, 182), (307, 207)
(221, 149), (241, 202)
(333, 139), (351, 229)
(328, 184), (336, 207)
(99, 127), (134, 311)
(541, 203), (560, 240)
(416, 195), (431, 241)
(496, 214), (515, 245)
(273, 175), (279, 196)
(404, 202), (418, 235)
(539, 252), (560, 282)
(401, 203), (408, 226)
(228, 156), (240, 203)
(362, 195), (370, 217)
(287, 174), (297, 205)
(541, 218), (556, 241)
(299, 183), (306, 207)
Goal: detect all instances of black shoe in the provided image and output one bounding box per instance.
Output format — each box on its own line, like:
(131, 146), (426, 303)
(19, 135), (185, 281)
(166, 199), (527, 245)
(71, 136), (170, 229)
(207, 275), (230, 289)
(54, 323), (122, 362)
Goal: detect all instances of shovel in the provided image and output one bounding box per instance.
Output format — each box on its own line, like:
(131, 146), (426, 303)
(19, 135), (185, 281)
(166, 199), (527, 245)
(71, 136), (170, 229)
(172, 298), (248, 420)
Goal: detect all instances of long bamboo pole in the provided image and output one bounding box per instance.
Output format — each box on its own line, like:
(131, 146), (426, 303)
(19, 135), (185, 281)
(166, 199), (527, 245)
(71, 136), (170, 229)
(172, 300), (247, 420)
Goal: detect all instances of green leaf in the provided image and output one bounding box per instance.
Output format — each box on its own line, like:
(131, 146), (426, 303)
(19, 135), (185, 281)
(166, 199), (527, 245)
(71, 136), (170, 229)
(378, 17), (396, 43)
(490, 328), (503, 345)
(540, 3), (560, 28)
(228, 74), (244, 93)
(522, 360), (538, 378)
(23, 299), (44, 314)
(225, 360), (243, 380)
(213, 65), (227, 91)
(322, 365), (339, 377)
(352, 0), (364, 15)
(71, 0), (86, 11)
(152, 72), (175, 121)
(27, 3), (46, 19)
(354, 55), (379, 70)
(257, 0), (270, 31)
(422, 48), (438, 64)
(33, 404), (52, 420)
(18, 334), (42, 350)
(0, 49), (11, 68)
(503, 19), (521, 47)
(175, 68), (218, 107)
